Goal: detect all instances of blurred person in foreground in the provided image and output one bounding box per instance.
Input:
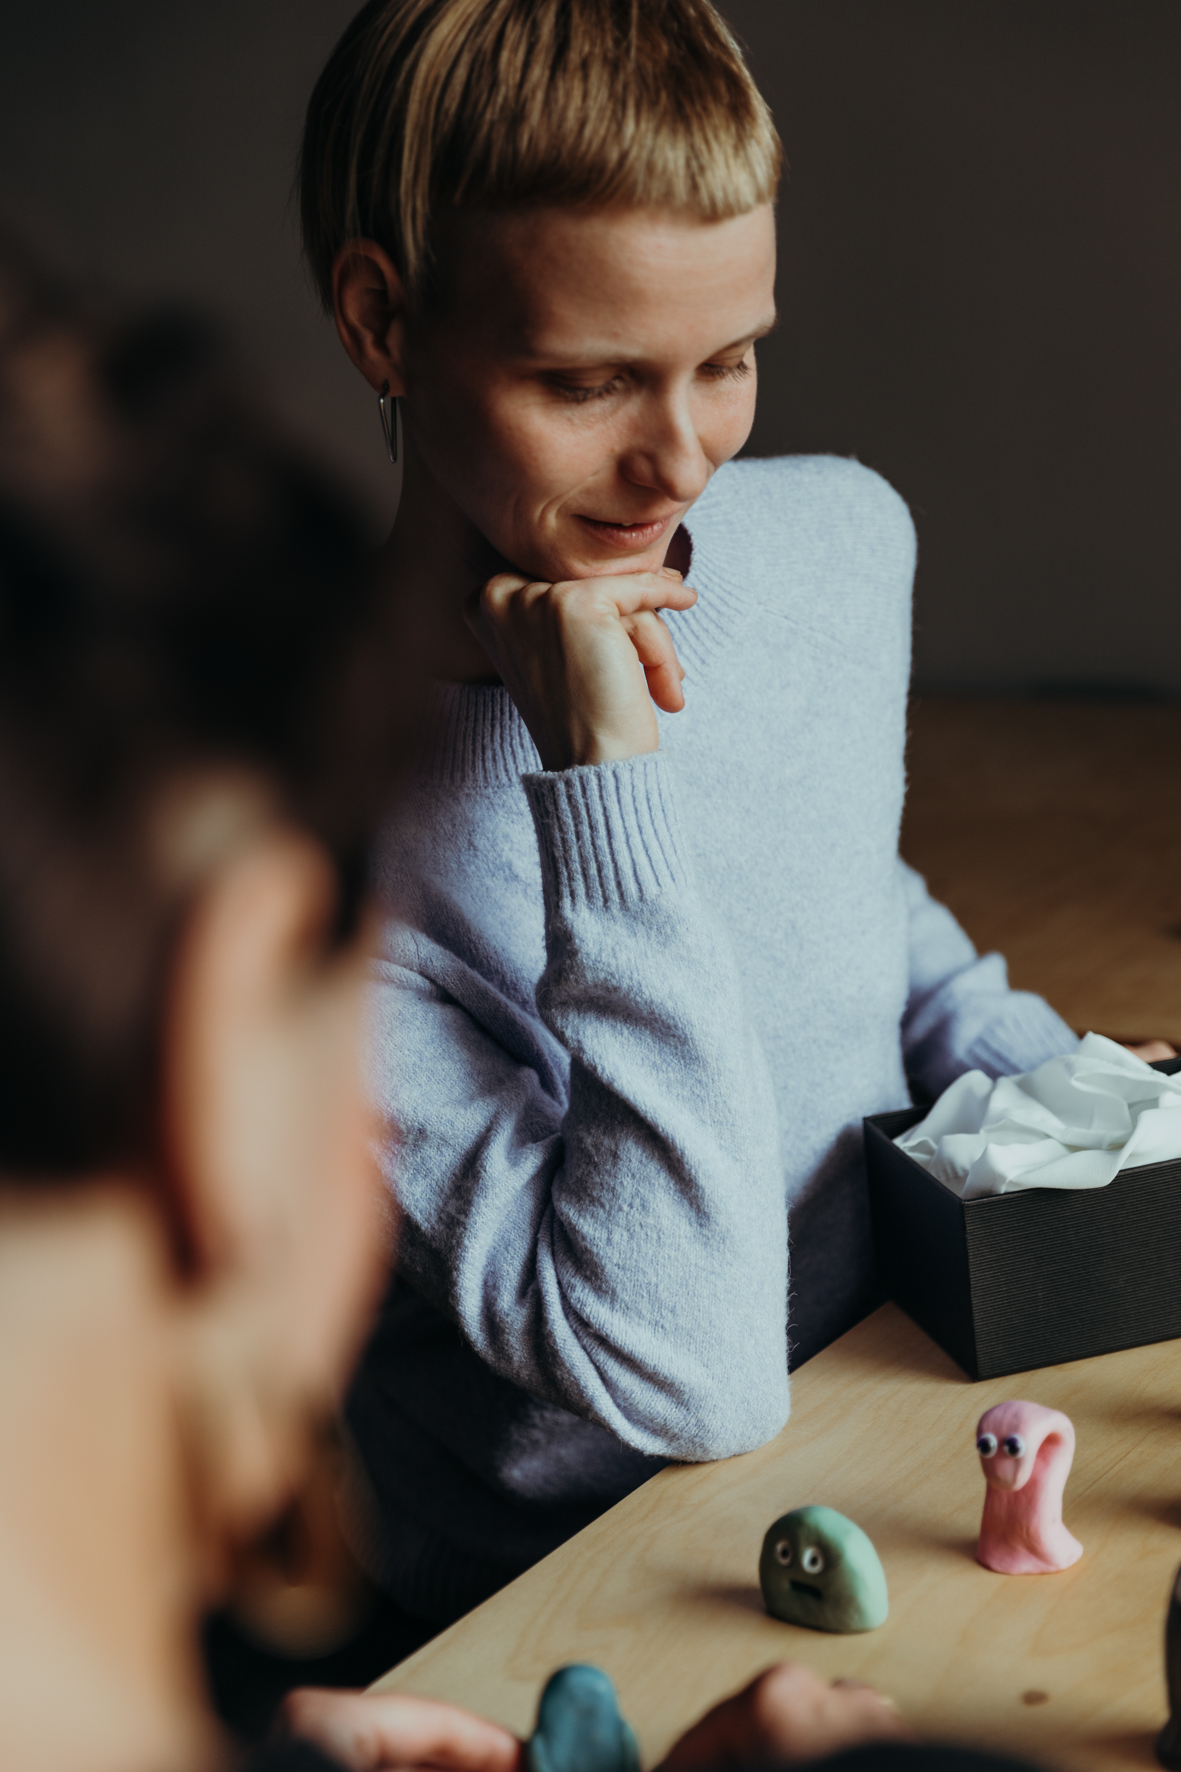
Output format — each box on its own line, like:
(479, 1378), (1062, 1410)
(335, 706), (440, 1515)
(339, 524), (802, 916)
(0, 242), (400, 1766)
(0, 245), (923, 1771)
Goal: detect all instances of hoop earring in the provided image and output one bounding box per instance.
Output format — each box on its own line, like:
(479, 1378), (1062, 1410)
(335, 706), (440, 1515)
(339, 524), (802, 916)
(377, 380), (399, 464)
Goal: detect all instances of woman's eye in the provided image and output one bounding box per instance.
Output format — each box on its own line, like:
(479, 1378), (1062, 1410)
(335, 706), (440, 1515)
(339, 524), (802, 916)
(701, 359), (752, 384)
(773, 1539), (793, 1566)
(551, 376), (625, 405)
(801, 1546), (825, 1575)
(977, 1433), (998, 1458)
(1002, 1435), (1025, 1458)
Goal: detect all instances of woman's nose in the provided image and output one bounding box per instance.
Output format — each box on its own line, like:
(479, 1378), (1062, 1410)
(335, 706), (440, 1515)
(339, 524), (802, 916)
(617, 393), (711, 504)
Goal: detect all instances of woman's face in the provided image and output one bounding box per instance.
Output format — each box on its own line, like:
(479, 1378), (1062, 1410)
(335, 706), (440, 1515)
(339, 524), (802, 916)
(404, 204), (778, 581)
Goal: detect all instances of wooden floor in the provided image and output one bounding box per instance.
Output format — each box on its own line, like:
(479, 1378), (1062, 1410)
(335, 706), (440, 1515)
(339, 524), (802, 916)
(902, 699), (1181, 1046)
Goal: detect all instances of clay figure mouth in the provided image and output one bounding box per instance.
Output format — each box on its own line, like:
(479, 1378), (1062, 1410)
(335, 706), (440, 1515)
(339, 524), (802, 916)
(789, 1580), (823, 1600)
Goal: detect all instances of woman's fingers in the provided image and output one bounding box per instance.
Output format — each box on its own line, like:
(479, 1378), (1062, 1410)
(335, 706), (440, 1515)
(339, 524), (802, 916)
(1123, 1039), (1177, 1063)
(659, 1661), (912, 1772)
(462, 568), (695, 770)
(279, 1688), (524, 1772)
(607, 566), (698, 619)
(467, 568), (695, 633)
(625, 609), (686, 713)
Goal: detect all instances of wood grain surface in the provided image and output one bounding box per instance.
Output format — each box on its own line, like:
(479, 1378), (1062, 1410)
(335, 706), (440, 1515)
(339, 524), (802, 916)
(374, 1304), (1181, 1772)
(901, 698), (1181, 1044)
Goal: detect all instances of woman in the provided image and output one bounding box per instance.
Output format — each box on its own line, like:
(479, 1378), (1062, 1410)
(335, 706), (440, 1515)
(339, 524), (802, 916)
(298, 0), (1080, 1635)
(0, 240), (915, 1772)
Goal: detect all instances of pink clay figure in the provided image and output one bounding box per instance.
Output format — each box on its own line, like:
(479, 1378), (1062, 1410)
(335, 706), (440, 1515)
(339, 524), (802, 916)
(974, 1400), (1083, 1575)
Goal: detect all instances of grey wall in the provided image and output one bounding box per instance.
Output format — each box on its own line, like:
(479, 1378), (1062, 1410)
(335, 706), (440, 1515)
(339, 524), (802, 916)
(0, 0), (395, 523)
(721, 1), (1181, 694)
(2, 1), (1178, 689)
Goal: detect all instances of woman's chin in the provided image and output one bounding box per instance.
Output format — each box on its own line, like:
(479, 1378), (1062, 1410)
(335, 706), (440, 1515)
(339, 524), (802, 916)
(492, 526), (671, 585)
(544, 542), (671, 583)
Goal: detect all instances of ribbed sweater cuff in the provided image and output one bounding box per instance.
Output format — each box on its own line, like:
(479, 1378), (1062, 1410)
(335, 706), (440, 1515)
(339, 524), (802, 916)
(967, 995), (1081, 1079)
(523, 752), (692, 912)
(423, 683), (540, 784)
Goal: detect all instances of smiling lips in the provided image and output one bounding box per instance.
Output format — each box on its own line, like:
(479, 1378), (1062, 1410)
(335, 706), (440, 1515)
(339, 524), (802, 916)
(576, 512), (678, 550)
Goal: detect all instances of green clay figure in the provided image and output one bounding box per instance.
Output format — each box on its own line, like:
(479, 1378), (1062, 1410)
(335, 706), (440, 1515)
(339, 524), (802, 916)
(526, 1665), (640, 1772)
(759, 1504), (889, 1633)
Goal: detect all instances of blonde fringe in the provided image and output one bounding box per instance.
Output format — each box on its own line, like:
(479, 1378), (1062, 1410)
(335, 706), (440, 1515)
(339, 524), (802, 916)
(301, 0), (781, 305)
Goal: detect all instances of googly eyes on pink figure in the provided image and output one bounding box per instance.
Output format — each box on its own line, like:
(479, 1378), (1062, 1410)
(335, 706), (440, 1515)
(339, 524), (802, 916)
(974, 1401), (1082, 1574)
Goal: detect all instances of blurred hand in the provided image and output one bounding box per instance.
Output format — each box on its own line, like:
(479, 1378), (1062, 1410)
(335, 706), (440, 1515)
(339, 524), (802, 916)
(464, 567), (697, 771)
(659, 1661), (913, 1771)
(279, 1688), (523, 1772)
(280, 1660), (910, 1772)
(1123, 1040), (1177, 1063)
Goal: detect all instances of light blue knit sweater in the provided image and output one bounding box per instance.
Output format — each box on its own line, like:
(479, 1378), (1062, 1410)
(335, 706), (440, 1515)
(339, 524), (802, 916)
(348, 455), (1078, 1624)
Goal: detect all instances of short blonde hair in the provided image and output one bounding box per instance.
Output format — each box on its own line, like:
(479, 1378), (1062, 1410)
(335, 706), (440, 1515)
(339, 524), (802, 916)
(300, 0), (782, 308)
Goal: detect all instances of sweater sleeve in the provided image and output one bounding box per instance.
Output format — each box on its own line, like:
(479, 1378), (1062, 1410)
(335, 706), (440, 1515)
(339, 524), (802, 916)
(371, 751), (790, 1463)
(899, 858), (1079, 1096)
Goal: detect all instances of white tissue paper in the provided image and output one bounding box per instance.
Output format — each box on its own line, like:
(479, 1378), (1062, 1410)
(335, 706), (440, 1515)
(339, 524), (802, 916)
(896, 1032), (1181, 1199)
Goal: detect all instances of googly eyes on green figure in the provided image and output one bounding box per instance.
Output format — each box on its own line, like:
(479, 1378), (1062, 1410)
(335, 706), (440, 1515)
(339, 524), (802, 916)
(772, 1539), (826, 1574)
(759, 1505), (889, 1633)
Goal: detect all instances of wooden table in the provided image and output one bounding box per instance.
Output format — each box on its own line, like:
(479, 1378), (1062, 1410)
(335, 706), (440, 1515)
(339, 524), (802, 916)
(375, 1304), (1181, 1771)
(901, 698), (1181, 1046)
(375, 699), (1181, 1766)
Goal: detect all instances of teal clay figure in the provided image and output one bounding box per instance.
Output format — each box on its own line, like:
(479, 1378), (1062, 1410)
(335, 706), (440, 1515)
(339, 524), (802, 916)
(759, 1505), (889, 1633)
(526, 1665), (640, 1772)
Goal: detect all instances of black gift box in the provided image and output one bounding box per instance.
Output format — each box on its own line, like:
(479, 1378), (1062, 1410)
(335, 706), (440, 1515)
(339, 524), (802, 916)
(864, 1057), (1181, 1380)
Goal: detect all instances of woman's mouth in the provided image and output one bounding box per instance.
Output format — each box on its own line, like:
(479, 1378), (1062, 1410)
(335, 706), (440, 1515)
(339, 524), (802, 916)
(576, 513), (678, 551)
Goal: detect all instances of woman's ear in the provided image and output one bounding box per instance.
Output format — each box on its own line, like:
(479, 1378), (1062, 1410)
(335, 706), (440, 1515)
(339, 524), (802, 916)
(332, 240), (409, 397)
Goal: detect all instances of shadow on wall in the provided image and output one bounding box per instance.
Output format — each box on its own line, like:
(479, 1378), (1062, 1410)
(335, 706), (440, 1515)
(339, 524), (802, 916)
(1, 0), (1177, 692)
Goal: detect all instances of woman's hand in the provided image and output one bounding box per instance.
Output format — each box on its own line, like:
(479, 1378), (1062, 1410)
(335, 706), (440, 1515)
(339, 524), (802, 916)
(464, 567), (698, 772)
(659, 1661), (913, 1771)
(1123, 1040), (1177, 1063)
(277, 1688), (524, 1772)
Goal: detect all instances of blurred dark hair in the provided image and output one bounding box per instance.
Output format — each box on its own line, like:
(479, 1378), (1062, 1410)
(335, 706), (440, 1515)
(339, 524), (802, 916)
(0, 240), (407, 1178)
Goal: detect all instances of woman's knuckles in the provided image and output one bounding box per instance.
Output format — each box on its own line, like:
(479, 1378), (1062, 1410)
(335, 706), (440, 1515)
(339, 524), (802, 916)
(480, 569), (692, 632)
